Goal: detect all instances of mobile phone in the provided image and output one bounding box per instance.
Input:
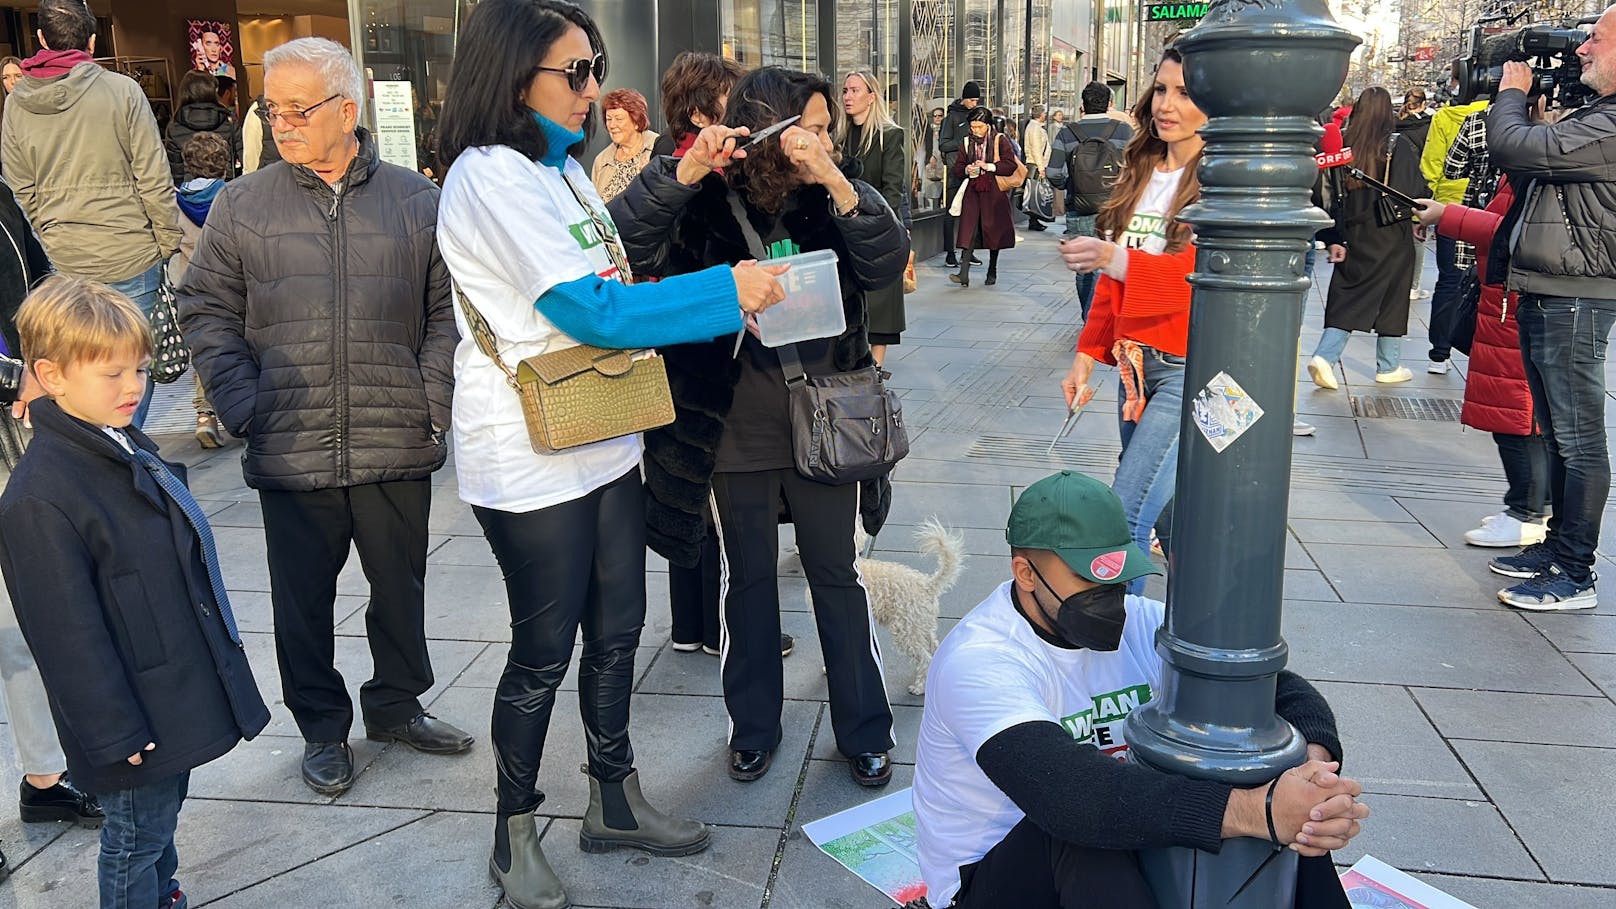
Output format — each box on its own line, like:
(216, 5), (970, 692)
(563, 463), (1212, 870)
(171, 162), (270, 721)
(1347, 167), (1422, 209)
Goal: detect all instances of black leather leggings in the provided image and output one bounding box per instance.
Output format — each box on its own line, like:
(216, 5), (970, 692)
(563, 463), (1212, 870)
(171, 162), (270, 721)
(473, 469), (646, 815)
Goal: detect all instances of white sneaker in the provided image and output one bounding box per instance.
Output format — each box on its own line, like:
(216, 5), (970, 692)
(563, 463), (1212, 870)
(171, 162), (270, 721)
(1428, 360), (1451, 375)
(1307, 355), (1338, 390)
(1465, 513), (1549, 548)
(1375, 366), (1414, 384)
(1293, 420), (1316, 436)
(1411, 288), (1431, 300)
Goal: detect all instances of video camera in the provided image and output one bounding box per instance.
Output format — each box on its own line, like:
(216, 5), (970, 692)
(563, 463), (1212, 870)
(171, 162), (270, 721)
(1451, 18), (1593, 109)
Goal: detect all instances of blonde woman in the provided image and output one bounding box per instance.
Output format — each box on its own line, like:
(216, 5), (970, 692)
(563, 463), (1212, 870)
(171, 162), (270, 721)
(837, 70), (907, 363)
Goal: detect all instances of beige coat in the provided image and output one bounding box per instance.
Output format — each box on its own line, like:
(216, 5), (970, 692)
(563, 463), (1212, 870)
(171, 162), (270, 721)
(1, 63), (180, 283)
(1023, 117), (1051, 172)
(590, 129), (659, 202)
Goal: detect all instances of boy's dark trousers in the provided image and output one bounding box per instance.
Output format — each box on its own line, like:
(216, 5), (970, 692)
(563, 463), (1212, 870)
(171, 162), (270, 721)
(98, 770), (189, 909)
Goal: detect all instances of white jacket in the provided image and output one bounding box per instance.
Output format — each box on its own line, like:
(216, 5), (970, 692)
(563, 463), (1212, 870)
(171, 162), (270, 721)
(1023, 118), (1052, 171)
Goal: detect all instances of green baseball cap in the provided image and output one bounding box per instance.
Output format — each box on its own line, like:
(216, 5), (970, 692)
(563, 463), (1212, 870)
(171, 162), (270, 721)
(1006, 470), (1161, 584)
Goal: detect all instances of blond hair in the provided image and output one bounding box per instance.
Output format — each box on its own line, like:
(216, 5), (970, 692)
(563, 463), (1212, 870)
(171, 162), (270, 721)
(836, 70), (898, 158)
(18, 275), (153, 369)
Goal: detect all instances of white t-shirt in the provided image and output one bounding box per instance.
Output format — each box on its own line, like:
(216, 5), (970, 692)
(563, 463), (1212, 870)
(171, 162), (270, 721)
(913, 581), (1166, 907)
(437, 146), (642, 513)
(1118, 166), (1183, 255)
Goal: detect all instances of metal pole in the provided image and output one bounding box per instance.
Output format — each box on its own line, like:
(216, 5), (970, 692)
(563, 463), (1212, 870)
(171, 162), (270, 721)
(1122, 0), (1359, 905)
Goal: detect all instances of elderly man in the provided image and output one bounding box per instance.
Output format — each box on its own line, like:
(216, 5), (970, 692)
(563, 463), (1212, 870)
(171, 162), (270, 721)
(179, 37), (467, 796)
(1482, 7), (1616, 612)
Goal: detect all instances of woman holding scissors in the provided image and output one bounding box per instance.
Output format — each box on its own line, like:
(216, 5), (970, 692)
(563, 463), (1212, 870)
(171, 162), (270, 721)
(1059, 46), (1205, 591)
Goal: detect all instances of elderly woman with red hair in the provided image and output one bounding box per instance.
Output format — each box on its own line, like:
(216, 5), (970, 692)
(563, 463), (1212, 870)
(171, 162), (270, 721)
(591, 88), (661, 201)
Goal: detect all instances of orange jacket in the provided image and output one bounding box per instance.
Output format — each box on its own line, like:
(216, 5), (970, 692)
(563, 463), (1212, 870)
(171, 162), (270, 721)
(1075, 242), (1197, 363)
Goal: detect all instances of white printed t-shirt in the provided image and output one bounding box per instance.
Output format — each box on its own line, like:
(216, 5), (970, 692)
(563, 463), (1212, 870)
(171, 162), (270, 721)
(913, 581), (1165, 907)
(437, 145), (641, 513)
(1118, 166), (1183, 255)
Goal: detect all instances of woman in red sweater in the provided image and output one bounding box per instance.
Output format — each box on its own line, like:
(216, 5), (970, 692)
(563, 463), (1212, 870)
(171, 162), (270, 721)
(1414, 179), (1548, 550)
(1059, 46), (1203, 591)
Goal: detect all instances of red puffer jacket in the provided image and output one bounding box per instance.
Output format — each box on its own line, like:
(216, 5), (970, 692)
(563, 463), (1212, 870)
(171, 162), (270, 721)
(1436, 179), (1533, 436)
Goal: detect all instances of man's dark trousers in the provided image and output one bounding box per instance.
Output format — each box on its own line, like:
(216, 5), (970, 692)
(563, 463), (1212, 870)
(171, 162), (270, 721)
(1516, 295), (1616, 583)
(259, 479), (435, 743)
(1428, 234), (1464, 362)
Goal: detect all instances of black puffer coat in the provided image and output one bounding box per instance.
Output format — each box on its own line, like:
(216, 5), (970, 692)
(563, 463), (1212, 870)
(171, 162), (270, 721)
(609, 157), (909, 567)
(178, 129), (456, 492)
(165, 101), (243, 182)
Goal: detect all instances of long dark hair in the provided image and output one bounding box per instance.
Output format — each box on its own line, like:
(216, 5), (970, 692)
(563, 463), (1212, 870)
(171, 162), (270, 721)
(436, 0), (604, 171)
(177, 70), (220, 111)
(1096, 47), (1201, 255)
(1343, 86), (1395, 182)
(725, 67), (840, 214)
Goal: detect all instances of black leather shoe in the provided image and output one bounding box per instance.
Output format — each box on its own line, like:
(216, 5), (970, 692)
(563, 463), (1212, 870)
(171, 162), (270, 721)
(984, 270), (998, 286)
(302, 742), (354, 796)
(20, 775), (104, 828)
(1027, 222), (1046, 231)
(365, 712), (474, 755)
(728, 749), (773, 782)
(850, 752), (892, 788)
(780, 634), (795, 658)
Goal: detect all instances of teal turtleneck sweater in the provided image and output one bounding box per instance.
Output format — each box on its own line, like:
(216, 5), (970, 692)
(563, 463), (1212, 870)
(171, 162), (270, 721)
(531, 112), (741, 349)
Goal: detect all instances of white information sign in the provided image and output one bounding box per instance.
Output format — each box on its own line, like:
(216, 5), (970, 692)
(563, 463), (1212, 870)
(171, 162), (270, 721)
(372, 80), (417, 172)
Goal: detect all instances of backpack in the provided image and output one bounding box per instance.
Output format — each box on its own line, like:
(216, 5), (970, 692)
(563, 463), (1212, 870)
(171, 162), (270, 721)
(1067, 120), (1125, 215)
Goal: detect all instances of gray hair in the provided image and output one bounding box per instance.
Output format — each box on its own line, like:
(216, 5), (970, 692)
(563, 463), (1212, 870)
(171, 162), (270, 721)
(263, 37), (365, 120)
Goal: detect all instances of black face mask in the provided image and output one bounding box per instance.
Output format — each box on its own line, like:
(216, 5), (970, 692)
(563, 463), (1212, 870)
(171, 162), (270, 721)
(1028, 562), (1128, 652)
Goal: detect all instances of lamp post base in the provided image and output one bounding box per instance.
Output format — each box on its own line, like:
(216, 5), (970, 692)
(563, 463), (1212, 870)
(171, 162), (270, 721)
(1141, 839), (1298, 909)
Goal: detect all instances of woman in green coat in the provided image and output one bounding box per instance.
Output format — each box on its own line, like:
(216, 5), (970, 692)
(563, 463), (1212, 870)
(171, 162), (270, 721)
(839, 70), (908, 365)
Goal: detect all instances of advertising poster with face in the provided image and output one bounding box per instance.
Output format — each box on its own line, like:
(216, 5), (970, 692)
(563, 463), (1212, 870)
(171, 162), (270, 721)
(187, 20), (236, 79)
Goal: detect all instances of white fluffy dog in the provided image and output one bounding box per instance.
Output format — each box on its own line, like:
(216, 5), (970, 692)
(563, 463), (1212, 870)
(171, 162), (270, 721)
(805, 519), (964, 695)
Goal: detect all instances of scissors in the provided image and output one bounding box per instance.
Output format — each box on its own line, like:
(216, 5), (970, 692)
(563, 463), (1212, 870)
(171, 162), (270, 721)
(732, 115), (802, 151)
(1048, 387), (1090, 455)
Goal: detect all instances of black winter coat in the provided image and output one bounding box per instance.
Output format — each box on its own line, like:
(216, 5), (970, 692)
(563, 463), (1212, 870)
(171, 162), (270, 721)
(608, 157), (908, 567)
(0, 177), (51, 357)
(165, 101), (243, 183)
(0, 400), (270, 792)
(177, 129), (457, 492)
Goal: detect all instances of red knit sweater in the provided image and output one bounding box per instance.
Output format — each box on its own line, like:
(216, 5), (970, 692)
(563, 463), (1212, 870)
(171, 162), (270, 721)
(1076, 243), (1198, 363)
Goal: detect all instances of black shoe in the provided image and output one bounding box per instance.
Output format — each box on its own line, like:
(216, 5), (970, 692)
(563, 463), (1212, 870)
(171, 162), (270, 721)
(944, 253), (959, 267)
(728, 749), (774, 782)
(780, 634), (795, 658)
(968, 254), (984, 265)
(1027, 222), (1046, 231)
(301, 742), (355, 796)
(984, 270), (997, 286)
(19, 775), (103, 828)
(365, 711), (474, 755)
(850, 752), (893, 788)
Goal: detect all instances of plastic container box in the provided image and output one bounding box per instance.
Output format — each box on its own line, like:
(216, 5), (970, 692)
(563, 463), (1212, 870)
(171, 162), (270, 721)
(754, 249), (846, 347)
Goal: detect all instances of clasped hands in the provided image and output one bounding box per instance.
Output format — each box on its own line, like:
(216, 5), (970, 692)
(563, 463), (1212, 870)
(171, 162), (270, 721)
(1228, 747), (1369, 857)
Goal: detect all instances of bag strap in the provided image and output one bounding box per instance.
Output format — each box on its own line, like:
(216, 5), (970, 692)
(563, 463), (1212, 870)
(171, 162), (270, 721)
(559, 171), (635, 284)
(725, 190), (770, 260)
(776, 342), (808, 387)
(452, 280), (520, 391)
(726, 191), (812, 388)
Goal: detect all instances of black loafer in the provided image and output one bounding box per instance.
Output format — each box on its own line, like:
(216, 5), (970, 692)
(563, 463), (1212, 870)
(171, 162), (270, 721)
(302, 742), (354, 796)
(19, 774), (104, 828)
(729, 749), (773, 782)
(364, 712), (474, 755)
(850, 752), (892, 788)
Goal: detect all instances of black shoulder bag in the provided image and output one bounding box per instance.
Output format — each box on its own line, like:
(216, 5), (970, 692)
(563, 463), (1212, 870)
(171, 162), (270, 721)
(726, 192), (909, 485)
(1373, 133), (1414, 228)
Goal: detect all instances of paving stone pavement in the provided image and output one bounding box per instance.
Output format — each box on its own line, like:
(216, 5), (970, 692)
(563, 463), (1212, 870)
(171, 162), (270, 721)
(8, 231), (1615, 907)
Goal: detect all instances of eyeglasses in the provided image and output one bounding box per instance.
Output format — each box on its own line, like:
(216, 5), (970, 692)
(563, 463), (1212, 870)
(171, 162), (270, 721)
(262, 93), (342, 127)
(536, 53), (607, 94)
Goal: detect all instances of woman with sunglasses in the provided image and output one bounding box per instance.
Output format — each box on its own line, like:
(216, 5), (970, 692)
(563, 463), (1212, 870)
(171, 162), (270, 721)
(434, 2), (788, 905)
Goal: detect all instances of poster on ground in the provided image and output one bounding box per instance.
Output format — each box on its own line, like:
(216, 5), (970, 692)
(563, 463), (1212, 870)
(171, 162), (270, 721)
(803, 787), (925, 906)
(1339, 855), (1479, 909)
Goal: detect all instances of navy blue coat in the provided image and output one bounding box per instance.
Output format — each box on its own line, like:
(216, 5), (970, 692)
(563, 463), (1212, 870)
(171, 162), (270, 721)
(0, 399), (269, 792)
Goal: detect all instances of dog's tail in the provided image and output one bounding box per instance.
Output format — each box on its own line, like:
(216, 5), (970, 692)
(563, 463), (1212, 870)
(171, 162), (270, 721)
(916, 518), (965, 602)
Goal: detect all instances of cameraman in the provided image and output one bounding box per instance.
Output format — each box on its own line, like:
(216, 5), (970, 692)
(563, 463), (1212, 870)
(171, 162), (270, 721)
(1485, 5), (1616, 612)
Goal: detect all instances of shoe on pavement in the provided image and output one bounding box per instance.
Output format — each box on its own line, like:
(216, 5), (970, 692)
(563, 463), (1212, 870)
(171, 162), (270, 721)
(1292, 420), (1316, 437)
(1464, 512), (1548, 548)
(1375, 366), (1414, 384)
(1498, 564), (1598, 611)
(1307, 355), (1338, 390)
(1411, 288), (1431, 300)
(581, 768), (711, 856)
(19, 774), (103, 827)
(490, 812), (569, 909)
(365, 712), (474, 754)
(1428, 359), (1451, 375)
(729, 749), (774, 782)
(850, 752), (893, 787)
(195, 412), (223, 449)
(1488, 542), (1556, 579)
(301, 742), (354, 796)
(670, 639), (703, 652)
(162, 888), (189, 909)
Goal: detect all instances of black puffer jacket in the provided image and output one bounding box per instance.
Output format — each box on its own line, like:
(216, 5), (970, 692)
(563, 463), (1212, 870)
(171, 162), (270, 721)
(0, 177), (51, 357)
(165, 101), (243, 182)
(609, 157), (908, 567)
(178, 129), (457, 492)
(1487, 89), (1616, 299)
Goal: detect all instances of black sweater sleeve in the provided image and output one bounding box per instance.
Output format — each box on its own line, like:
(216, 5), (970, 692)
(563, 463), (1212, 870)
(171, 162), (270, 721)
(975, 720), (1233, 854)
(1275, 670), (1343, 765)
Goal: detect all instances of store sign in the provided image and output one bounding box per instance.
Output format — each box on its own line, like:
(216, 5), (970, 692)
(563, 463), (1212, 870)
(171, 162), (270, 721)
(1142, 1), (1209, 22)
(372, 80), (418, 172)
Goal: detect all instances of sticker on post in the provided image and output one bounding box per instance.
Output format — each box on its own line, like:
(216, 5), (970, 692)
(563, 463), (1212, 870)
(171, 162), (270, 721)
(1191, 371), (1264, 453)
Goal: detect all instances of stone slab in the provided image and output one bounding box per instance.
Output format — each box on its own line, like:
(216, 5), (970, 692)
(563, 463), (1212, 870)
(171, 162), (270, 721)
(1451, 740), (1616, 885)
(1409, 872), (1616, 908)
(1307, 544), (1538, 610)
(1411, 687), (1616, 749)
(541, 819), (777, 909)
(1312, 682), (1482, 800)
(1288, 518), (1444, 548)
(1526, 613), (1616, 653)
(1333, 793), (1543, 880)
(769, 759), (918, 909)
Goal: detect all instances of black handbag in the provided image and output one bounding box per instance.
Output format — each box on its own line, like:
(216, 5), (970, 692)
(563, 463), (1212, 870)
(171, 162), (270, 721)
(1450, 264), (1481, 356)
(1372, 135), (1412, 228)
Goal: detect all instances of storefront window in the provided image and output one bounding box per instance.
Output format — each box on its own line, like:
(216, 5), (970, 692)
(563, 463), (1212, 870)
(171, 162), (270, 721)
(354, 0), (460, 180)
(721, 0), (819, 71)
(911, 0), (953, 215)
(961, 0), (992, 107)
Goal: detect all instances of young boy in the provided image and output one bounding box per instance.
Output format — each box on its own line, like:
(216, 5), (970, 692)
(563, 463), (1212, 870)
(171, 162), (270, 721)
(0, 276), (269, 909)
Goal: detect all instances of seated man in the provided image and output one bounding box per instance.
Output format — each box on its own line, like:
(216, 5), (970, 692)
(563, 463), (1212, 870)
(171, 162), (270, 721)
(914, 470), (1367, 908)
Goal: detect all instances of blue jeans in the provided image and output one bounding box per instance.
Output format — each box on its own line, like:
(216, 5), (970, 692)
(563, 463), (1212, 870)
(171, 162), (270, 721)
(1495, 431), (1549, 523)
(1516, 295), (1616, 581)
(1113, 347), (1185, 594)
(1068, 213), (1100, 319)
(99, 770), (188, 909)
(1428, 234), (1463, 362)
(1313, 326), (1402, 375)
(106, 261), (164, 430)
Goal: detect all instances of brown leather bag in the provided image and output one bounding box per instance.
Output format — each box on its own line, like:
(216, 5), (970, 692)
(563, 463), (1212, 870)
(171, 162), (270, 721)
(993, 135), (1028, 192)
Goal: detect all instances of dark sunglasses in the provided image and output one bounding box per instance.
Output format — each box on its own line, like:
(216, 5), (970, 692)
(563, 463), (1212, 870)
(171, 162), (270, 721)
(536, 53), (607, 94)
